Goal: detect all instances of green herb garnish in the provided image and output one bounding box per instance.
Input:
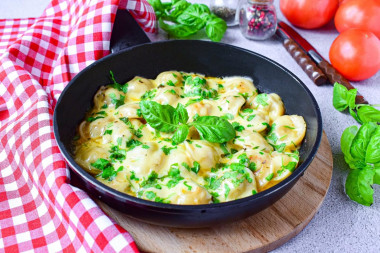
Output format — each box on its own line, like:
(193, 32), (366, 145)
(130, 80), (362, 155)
(139, 101), (235, 144)
(333, 83), (380, 206)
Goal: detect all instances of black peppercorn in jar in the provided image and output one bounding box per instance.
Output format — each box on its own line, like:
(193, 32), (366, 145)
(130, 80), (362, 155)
(238, 0), (277, 40)
(210, 0), (239, 26)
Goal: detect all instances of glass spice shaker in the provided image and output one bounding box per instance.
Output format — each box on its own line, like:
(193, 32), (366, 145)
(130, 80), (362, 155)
(210, 0), (239, 26)
(238, 0), (277, 40)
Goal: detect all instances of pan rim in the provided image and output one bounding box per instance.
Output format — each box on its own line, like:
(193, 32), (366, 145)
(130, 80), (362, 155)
(53, 39), (323, 212)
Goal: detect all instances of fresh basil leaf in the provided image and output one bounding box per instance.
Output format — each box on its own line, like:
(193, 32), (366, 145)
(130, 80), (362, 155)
(176, 103), (189, 124)
(333, 83), (347, 111)
(347, 89), (357, 110)
(349, 107), (362, 124)
(333, 83), (357, 111)
(357, 105), (380, 124)
(192, 116), (235, 143)
(147, 0), (170, 18)
(205, 14), (227, 42)
(139, 100), (179, 132)
(165, 0), (190, 20)
(176, 4), (209, 30)
(350, 122), (378, 161)
(159, 17), (198, 38)
(341, 125), (359, 168)
(365, 126), (380, 164)
(374, 169), (380, 185)
(345, 168), (375, 206)
(172, 124), (189, 145)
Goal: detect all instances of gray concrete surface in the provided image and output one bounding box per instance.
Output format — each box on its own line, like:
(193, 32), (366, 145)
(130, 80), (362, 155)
(1, 0), (379, 252)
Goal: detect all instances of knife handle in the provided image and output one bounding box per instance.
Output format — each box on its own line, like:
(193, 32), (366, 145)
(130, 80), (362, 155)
(318, 60), (368, 104)
(283, 38), (327, 86)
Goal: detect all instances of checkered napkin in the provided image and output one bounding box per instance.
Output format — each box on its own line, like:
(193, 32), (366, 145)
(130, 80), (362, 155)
(0, 0), (156, 251)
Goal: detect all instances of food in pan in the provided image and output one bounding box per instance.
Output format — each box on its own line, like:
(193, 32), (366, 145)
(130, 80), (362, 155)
(73, 71), (306, 205)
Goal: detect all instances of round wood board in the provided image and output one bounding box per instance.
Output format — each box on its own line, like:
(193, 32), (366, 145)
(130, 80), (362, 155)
(96, 132), (333, 253)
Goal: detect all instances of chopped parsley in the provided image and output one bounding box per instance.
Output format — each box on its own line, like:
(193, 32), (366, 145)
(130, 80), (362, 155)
(256, 93), (269, 106)
(224, 184), (231, 199)
(119, 117), (143, 138)
(109, 93), (125, 109)
(265, 173), (274, 181)
(166, 80), (175, 86)
(183, 181), (192, 191)
(166, 164), (184, 189)
(109, 145), (126, 161)
(165, 89), (177, 95)
(91, 158), (123, 181)
(182, 161), (200, 174)
(239, 92), (249, 99)
(140, 89), (157, 100)
(282, 161), (297, 172)
(109, 71), (129, 93)
(86, 116), (105, 122)
(104, 129), (113, 135)
(242, 108), (253, 114)
(161, 145), (177, 155)
(185, 98), (203, 106)
(145, 191), (156, 200)
(232, 122), (245, 132)
(126, 139), (143, 150)
(247, 114), (256, 121)
(130, 171), (139, 181)
(140, 171), (161, 189)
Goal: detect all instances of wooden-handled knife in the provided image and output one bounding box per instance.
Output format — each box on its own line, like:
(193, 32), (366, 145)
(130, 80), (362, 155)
(277, 21), (368, 105)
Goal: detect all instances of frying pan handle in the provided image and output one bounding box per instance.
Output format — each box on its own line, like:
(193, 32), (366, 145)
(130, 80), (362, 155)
(110, 9), (151, 54)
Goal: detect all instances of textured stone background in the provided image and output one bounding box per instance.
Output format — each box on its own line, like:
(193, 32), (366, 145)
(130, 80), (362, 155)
(1, 0), (378, 252)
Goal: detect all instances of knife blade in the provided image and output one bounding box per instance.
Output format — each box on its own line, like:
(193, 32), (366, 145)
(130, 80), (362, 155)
(276, 27), (327, 86)
(278, 21), (368, 105)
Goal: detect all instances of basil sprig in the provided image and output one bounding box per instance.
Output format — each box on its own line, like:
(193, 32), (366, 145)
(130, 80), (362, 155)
(333, 83), (380, 206)
(139, 101), (235, 144)
(333, 83), (380, 124)
(148, 0), (227, 42)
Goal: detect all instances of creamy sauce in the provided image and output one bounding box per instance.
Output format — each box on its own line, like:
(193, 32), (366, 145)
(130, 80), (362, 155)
(73, 71), (306, 204)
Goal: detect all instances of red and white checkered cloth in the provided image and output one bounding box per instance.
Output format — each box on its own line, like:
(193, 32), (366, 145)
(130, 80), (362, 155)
(0, 0), (156, 251)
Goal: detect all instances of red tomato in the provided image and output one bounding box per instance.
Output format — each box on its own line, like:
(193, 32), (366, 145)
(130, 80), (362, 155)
(280, 0), (339, 29)
(335, 0), (380, 39)
(329, 29), (380, 81)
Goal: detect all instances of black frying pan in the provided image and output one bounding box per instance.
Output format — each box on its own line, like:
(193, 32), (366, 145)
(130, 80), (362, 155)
(53, 10), (322, 228)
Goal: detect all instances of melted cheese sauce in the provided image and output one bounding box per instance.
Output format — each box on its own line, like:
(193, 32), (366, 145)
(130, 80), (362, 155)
(73, 71), (306, 204)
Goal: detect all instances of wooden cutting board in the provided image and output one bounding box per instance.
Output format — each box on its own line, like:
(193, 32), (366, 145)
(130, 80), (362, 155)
(97, 132), (333, 253)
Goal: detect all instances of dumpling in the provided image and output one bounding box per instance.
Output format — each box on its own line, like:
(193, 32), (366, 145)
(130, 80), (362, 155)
(155, 71), (183, 87)
(126, 77), (155, 101)
(248, 93), (285, 124)
(206, 164), (257, 202)
(223, 77), (257, 98)
(267, 115), (306, 152)
(124, 142), (165, 179)
(74, 145), (109, 175)
(153, 86), (182, 105)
